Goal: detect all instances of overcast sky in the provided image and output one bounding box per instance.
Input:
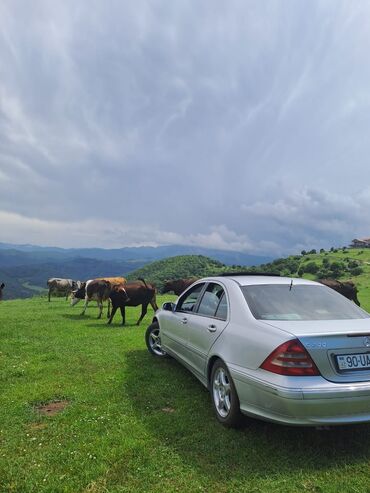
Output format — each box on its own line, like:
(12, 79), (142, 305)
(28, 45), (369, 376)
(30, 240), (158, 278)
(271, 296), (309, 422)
(1, 0), (370, 256)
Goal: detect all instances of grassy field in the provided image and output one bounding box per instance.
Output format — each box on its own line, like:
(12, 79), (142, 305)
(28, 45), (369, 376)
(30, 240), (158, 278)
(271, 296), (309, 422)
(2, 294), (370, 493)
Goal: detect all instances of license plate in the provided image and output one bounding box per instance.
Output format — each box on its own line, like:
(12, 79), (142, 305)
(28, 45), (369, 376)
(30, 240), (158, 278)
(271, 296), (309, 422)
(337, 353), (370, 371)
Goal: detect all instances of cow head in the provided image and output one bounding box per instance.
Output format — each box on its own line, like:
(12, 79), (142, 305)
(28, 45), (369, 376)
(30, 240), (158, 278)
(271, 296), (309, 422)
(70, 282), (86, 306)
(0, 283), (4, 290)
(112, 284), (130, 303)
(161, 280), (172, 294)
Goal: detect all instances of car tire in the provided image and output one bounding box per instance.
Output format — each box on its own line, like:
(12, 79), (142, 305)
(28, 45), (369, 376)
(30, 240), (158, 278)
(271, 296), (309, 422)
(145, 322), (168, 358)
(210, 359), (242, 427)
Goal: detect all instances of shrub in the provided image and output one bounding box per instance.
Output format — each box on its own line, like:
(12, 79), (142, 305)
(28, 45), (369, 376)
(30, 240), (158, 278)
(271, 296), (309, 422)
(303, 262), (319, 274)
(322, 258), (330, 267)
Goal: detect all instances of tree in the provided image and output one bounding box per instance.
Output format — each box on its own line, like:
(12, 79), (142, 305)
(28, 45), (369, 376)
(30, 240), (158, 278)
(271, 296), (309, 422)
(303, 262), (319, 274)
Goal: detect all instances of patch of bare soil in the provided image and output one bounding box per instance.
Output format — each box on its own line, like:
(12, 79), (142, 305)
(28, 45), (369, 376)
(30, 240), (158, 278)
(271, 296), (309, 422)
(161, 407), (175, 413)
(36, 400), (70, 416)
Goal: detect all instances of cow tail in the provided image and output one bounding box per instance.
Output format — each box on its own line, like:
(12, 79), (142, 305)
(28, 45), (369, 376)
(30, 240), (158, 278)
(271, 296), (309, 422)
(138, 277), (148, 288)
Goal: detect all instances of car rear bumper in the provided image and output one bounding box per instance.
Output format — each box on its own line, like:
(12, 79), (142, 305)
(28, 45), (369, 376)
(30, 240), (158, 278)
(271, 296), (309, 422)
(229, 365), (370, 426)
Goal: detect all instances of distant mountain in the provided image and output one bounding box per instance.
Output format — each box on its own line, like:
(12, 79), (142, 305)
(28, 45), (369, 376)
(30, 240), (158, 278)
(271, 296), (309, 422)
(0, 242), (274, 299)
(0, 242), (273, 266)
(0, 258), (147, 299)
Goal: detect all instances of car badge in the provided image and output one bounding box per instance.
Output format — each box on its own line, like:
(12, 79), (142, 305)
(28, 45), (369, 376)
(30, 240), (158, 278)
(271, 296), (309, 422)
(364, 337), (370, 347)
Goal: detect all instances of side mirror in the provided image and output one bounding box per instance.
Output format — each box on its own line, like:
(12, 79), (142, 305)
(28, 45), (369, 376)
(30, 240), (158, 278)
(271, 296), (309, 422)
(162, 302), (176, 311)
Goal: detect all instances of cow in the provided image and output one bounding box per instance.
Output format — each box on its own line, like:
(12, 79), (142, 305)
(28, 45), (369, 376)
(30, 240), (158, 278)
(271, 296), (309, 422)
(318, 279), (360, 306)
(47, 278), (81, 302)
(0, 282), (4, 301)
(70, 277), (126, 317)
(70, 279), (111, 318)
(108, 278), (159, 326)
(161, 278), (198, 296)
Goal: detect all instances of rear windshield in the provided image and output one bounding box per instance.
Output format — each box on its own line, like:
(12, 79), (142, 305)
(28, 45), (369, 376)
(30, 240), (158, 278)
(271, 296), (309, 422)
(241, 284), (370, 321)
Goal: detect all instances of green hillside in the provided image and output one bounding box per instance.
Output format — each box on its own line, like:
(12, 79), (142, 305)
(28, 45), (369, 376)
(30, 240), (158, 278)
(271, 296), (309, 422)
(126, 255), (226, 286)
(126, 249), (370, 307)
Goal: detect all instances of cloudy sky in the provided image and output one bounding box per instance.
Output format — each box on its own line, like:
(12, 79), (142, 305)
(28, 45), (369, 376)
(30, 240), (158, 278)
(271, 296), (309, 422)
(1, 0), (370, 256)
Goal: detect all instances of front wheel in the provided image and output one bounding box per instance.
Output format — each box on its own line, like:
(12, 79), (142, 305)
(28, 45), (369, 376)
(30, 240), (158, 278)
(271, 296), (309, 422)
(145, 322), (168, 357)
(210, 360), (242, 427)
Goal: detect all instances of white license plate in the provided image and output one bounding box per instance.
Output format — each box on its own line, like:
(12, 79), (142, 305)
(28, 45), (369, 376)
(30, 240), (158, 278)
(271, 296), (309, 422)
(337, 353), (370, 371)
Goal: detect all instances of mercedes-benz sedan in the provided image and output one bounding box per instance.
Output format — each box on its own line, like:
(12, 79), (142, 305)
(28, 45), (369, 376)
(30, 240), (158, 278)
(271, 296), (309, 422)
(145, 274), (370, 427)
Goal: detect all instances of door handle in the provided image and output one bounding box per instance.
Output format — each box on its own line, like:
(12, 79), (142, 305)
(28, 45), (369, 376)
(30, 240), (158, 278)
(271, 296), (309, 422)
(181, 318), (188, 324)
(208, 324), (217, 333)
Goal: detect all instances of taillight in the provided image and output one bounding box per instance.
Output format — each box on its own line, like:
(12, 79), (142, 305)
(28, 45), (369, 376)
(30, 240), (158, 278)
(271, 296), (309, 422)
(260, 339), (320, 376)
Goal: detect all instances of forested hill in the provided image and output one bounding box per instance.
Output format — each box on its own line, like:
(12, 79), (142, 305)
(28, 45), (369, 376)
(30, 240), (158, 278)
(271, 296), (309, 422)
(126, 255), (226, 287)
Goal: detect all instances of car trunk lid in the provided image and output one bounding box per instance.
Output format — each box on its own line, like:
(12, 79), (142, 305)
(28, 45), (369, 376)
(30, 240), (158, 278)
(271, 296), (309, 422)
(262, 319), (370, 383)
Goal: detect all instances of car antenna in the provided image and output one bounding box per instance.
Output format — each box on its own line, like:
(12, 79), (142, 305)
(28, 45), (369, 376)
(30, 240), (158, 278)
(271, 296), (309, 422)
(289, 279), (293, 291)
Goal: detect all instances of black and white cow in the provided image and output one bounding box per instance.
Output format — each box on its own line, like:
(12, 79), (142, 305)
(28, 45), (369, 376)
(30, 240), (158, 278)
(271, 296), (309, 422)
(70, 279), (112, 318)
(0, 282), (4, 301)
(70, 277), (126, 317)
(47, 278), (81, 302)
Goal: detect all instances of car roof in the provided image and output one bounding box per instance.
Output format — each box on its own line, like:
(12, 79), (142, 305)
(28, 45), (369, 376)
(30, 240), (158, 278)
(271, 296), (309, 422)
(200, 275), (318, 287)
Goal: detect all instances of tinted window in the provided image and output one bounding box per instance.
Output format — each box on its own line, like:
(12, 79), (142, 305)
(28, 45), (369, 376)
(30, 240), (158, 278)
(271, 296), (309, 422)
(177, 284), (205, 312)
(197, 283), (227, 319)
(241, 284), (370, 321)
(215, 293), (228, 320)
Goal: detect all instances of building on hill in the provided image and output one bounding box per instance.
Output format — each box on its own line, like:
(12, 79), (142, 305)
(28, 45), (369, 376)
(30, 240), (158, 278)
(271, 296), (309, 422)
(350, 238), (370, 248)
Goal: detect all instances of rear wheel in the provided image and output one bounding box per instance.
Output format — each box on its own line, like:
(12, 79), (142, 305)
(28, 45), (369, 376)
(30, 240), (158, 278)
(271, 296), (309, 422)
(145, 322), (168, 357)
(210, 360), (242, 427)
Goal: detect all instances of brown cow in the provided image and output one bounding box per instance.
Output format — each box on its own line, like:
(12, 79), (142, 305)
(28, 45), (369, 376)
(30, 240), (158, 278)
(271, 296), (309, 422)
(318, 279), (360, 306)
(162, 278), (198, 296)
(0, 282), (4, 301)
(108, 278), (158, 326)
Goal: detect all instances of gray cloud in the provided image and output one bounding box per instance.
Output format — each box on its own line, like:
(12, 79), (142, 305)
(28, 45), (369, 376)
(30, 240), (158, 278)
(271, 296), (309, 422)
(1, 0), (370, 255)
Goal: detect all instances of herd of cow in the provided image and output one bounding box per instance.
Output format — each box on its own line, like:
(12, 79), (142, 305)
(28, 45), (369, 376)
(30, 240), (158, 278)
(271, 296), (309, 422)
(47, 276), (160, 325)
(45, 276), (206, 325)
(0, 277), (361, 324)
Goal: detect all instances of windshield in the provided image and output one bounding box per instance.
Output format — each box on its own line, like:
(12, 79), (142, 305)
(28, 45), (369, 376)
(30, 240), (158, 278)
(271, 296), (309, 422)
(241, 284), (370, 321)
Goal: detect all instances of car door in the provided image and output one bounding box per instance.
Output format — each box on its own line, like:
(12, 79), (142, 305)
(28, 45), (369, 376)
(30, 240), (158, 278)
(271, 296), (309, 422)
(160, 283), (206, 364)
(185, 282), (229, 379)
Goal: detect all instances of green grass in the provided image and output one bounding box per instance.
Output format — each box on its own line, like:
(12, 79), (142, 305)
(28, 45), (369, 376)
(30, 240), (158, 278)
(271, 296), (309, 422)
(2, 295), (370, 492)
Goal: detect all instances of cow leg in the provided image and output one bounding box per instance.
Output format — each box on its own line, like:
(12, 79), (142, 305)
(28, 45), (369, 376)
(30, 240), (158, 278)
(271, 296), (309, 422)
(107, 299), (111, 318)
(48, 288), (51, 302)
(136, 303), (148, 325)
(80, 298), (89, 315)
(150, 298), (159, 312)
(65, 290), (69, 301)
(97, 300), (103, 319)
(120, 306), (126, 325)
(107, 305), (118, 325)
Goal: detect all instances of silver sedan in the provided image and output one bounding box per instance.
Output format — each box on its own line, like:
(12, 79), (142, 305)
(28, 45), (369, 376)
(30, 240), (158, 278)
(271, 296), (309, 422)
(145, 274), (370, 427)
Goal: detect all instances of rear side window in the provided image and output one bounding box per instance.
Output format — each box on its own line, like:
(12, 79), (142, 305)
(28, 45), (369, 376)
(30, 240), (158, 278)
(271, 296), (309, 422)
(176, 283), (205, 312)
(197, 283), (228, 320)
(215, 293), (228, 320)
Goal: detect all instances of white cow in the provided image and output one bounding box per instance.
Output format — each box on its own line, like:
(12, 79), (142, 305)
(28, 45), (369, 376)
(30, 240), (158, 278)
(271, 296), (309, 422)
(47, 278), (81, 302)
